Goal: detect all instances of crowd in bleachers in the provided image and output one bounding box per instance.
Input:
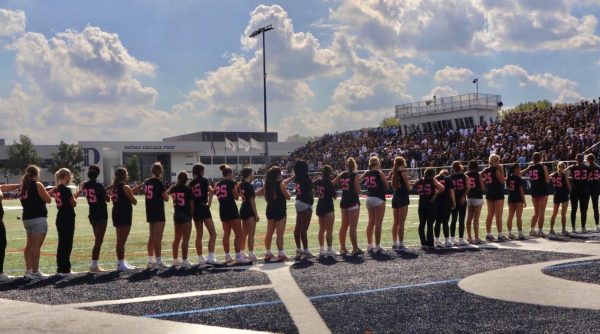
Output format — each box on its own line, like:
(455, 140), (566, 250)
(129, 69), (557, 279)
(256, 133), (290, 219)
(274, 100), (600, 172)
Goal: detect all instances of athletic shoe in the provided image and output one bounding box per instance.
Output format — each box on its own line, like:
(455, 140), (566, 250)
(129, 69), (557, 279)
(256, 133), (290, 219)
(247, 253), (258, 261)
(319, 249), (327, 257)
(30, 271), (49, 279)
(472, 238), (483, 245)
(206, 255), (219, 265)
(154, 262), (169, 270)
(350, 248), (364, 256)
(55, 272), (73, 277)
(508, 233), (516, 240)
(518, 232), (526, 240)
(326, 250), (336, 258)
(0, 273), (15, 282)
(367, 245), (375, 253)
(171, 259), (182, 268)
(303, 250), (314, 259)
(181, 260), (192, 269)
(264, 251), (275, 261)
(529, 230), (538, 237)
(146, 262), (157, 270)
(582, 228), (588, 234)
(549, 229), (556, 236)
(538, 231), (547, 238)
(597, 225), (600, 232)
(434, 240), (442, 247)
(224, 254), (234, 264)
(392, 244), (399, 251)
(485, 235), (496, 242)
(497, 235), (508, 242)
(562, 230), (569, 237)
(338, 248), (348, 256)
(572, 228), (578, 234)
(23, 270), (33, 279)
(117, 262), (136, 272)
(458, 239), (469, 246)
(235, 255), (249, 264)
(89, 266), (107, 273)
(444, 240), (453, 248)
(374, 246), (384, 254)
(197, 256), (206, 265)
(397, 242), (406, 250)
(277, 253), (289, 262)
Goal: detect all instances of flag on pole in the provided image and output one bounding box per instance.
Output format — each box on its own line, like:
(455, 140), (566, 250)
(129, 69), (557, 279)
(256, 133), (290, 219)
(250, 138), (263, 151)
(238, 138), (250, 152)
(225, 138), (237, 152)
(210, 140), (216, 155)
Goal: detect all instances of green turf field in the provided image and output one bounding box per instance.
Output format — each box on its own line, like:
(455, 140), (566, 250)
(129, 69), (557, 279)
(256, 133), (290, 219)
(1, 195), (594, 273)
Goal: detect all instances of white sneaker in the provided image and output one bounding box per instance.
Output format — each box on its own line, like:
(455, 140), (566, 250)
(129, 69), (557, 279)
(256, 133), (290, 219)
(303, 250), (314, 258)
(247, 253), (258, 261)
(529, 230), (538, 237)
(154, 261), (169, 269)
(374, 245), (384, 253)
(0, 273), (14, 282)
(582, 228), (588, 233)
(206, 254), (219, 264)
(397, 241), (406, 249)
(89, 265), (108, 273)
(444, 240), (453, 248)
(326, 250), (336, 258)
(434, 240), (442, 247)
(224, 254), (234, 263)
(181, 260), (192, 269)
(518, 232), (526, 240)
(235, 255), (249, 264)
(24, 270), (33, 279)
(146, 262), (157, 270)
(30, 271), (49, 279)
(458, 239), (469, 246)
(319, 249), (327, 257)
(171, 259), (182, 268)
(508, 233), (516, 240)
(117, 262), (136, 272)
(197, 256), (206, 266)
(264, 251), (275, 261)
(55, 272), (73, 277)
(450, 237), (456, 245)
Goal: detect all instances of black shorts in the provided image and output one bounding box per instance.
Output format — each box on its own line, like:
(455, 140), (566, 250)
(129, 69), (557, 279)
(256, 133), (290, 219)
(340, 201), (360, 209)
(219, 205), (240, 221)
(316, 202), (334, 217)
(193, 205), (212, 220)
(266, 205), (286, 221)
(146, 209), (166, 223)
(112, 213), (132, 227)
(174, 212), (192, 224)
(88, 218), (107, 226)
(392, 194), (409, 209)
(486, 192), (504, 201)
(531, 190), (549, 198)
(554, 193), (569, 204)
(240, 205), (255, 221)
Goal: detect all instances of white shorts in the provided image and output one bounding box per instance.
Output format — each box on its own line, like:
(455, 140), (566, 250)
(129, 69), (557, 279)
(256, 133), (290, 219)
(366, 197), (385, 209)
(295, 200), (312, 212)
(467, 198), (484, 207)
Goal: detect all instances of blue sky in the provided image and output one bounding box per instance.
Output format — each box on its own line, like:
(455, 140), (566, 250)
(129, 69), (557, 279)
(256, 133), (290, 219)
(0, 0), (600, 142)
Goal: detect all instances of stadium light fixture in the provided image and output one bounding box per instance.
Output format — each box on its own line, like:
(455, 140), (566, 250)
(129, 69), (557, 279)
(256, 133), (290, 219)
(249, 24), (274, 165)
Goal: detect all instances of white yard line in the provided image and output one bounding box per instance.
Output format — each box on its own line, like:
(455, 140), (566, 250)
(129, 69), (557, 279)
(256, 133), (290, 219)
(61, 284), (273, 309)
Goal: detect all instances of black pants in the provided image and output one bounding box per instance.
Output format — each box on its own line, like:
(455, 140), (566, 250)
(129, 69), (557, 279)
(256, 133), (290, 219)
(435, 205), (451, 238)
(570, 193), (589, 230)
(590, 189), (599, 226)
(0, 220), (5, 273)
(418, 205), (435, 246)
(451, 204), (466, 238)
(56, 215), (75, 273)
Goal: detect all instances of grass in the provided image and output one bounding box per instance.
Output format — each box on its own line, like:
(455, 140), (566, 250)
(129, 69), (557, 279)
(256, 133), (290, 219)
(1, 195), (594, 274)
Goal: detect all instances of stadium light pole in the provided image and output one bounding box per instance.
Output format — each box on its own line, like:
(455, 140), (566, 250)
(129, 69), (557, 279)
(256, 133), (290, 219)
(249, 24), (274, 166)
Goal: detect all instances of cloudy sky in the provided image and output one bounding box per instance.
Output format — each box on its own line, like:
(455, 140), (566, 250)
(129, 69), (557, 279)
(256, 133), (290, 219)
(1, 0), (600, 143)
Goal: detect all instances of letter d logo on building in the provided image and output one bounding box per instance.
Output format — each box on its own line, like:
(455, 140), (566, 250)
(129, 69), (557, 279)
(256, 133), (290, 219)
(83, 148), (101, 167)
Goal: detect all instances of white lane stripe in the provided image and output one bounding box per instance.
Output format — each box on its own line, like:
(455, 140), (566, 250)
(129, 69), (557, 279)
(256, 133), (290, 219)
(251, 262), (331, 334)
(61, 284), (272, 309)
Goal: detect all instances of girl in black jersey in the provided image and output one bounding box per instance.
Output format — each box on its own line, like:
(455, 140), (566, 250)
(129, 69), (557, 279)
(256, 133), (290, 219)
(315, 165), (336, 258)
(389, 157), (411, 250)
(0, 183), (20, 281)
(168, 172), (194, 268)
(190, 164), (218, 265)
(466, 160), (485, 244)
(450, 161), (471, 246)
(49, 168), (78, 275)
(482, 154), (507, 242)
(567, 154), (590, 233)
(80, 166), (110, 272)
(239, 167), (259, 261)
(332, 158), (363, 256)
(434, 169), (455, 248)
(506, 164), (526, 240)
(550, 162), (570, 236)
(363, 157), (388, 254)
(416, 168), (444, 248)
(521, 152), (550, 237)
(111, 167), (140, 271)
(586, 154), (600, 232)
(20, 165), (52, 279)
(215, 165), (247, 264)
(144, 162), (169, 269)
(257, 166), (292, 262)
(293, 160), (314, 260)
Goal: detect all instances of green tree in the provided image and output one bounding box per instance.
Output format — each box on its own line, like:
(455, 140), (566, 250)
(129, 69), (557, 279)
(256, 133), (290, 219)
(507, 100), (553, 114)
(125, 155), (140, 183)
(285, 134), (320, 143)
(6, 135), (41, 175)
(380, 116), (400, 127)
(48, 141), (84, 183)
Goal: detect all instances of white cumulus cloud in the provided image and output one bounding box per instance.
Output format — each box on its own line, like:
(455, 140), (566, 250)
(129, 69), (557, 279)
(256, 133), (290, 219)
(434, 66), (474, 82)
(0, 9), (25, 37)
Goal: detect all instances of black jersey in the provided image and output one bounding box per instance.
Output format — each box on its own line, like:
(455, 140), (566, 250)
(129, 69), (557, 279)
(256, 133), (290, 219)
(216, 179), (239, 221)
(451, 173), (468, 201)
(189, 176), (210, 206)
(294, 178), (314, 205)
(415, 178), (436, 206)
(20, 181), (48, 220)
(240, 181), (256, 220)
(111, 183), (133, 226)
(338, 171), (360, 209)
(482, 166), (504, 200)
(551, 172), (569, 203)
(144, 178), (166, 222)
(527, 163), (549, 197)
(589, 163), (600, 193)
(170, 184), (193, 223)
(82, 180), (108, 220)
(434, 175), (454, 207)
(0, 194), (3, 221)
(55, 184), (75, 218)
(507, 174), (524, 203)
(393, 170), (410, 198)
(314, 178), (335, 217)
(364, 170), (386, 201)
(266, 181), (287, 220)
(466, 170), (483, 199)
(567, 164), (590, 194)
